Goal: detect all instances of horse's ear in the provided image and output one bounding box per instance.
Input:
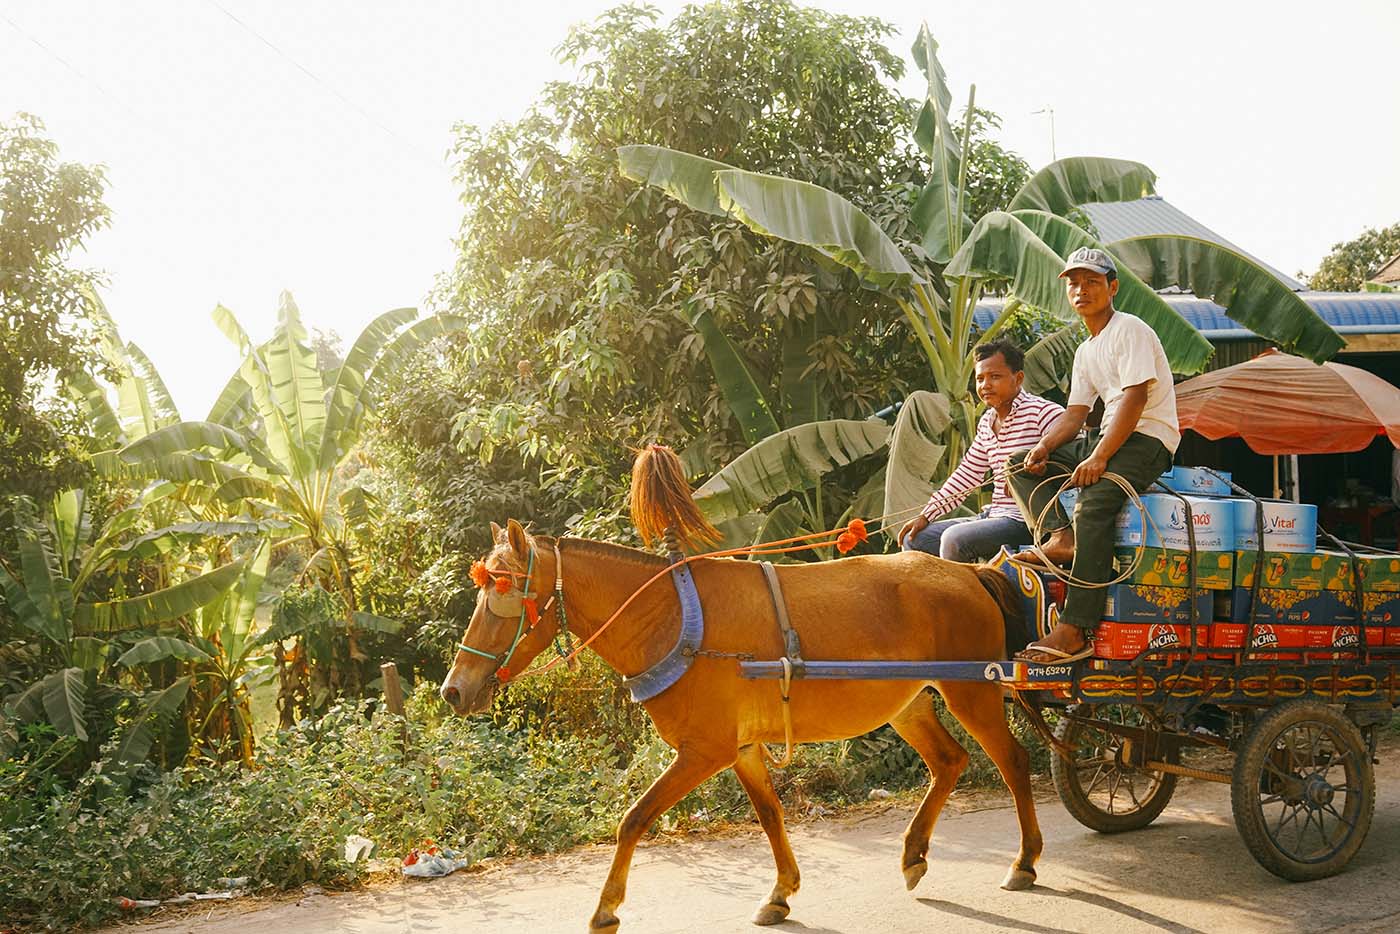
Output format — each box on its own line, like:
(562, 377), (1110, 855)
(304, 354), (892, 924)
(506, 518), (530, 558)
(490, 521), (503, 542)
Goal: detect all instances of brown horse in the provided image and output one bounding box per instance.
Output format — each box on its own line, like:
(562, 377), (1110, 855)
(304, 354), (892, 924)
(442, 506), (1042, 932)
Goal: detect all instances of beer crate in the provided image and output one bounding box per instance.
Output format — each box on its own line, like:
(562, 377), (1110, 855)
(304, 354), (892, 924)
(1093, 622), (1200, 660)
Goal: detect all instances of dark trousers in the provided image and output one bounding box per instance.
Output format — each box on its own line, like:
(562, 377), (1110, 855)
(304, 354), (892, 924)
(1006, 432), (1172, 632)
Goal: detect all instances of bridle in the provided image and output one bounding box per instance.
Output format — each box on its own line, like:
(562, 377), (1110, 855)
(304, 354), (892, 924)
(457, 541), (572, 682)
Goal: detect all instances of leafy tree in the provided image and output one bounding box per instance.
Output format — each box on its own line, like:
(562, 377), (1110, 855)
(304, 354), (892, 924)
(625, 23), (1344, 528)
(437, 0), (947, 527)
(1305, 222), (1400, 291)
(0, 114), (111, 500)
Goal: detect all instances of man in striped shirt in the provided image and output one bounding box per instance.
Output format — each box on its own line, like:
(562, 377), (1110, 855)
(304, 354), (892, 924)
(898, 340), (1064, 561)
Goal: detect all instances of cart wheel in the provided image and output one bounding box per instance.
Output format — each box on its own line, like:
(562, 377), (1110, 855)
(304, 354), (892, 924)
(1231, 700), (1375, 881)
(1051, 704), (1179, 833)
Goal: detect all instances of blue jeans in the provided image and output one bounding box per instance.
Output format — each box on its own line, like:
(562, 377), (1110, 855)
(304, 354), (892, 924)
(902, 511), (1033, 562)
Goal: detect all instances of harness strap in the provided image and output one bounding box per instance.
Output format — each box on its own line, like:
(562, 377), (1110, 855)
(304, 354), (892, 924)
(758, 561), (800, 768)
(759, 561), (803, 666)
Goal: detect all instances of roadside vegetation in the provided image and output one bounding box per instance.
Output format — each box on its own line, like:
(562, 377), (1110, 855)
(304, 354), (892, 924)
(0, 1), (1356, 930)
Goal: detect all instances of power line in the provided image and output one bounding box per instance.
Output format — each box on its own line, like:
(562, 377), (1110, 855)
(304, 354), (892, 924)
(204, 0), (438, 171)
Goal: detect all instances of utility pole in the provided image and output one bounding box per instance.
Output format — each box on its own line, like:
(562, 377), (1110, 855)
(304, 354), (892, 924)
(1032, 107), (1056, 162)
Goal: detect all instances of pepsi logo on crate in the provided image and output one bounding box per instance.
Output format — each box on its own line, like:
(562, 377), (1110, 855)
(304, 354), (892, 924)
(1233, 499), (1318, 554)
(1104, 583), (1213, 625)
(1158, 466), (1232, 497)
(1114, 493), (1234, 551)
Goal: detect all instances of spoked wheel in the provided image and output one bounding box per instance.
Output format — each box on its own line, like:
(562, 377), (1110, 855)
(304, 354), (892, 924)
(1231, 700), (1375, 881)
(1051, 704), (1179, 833)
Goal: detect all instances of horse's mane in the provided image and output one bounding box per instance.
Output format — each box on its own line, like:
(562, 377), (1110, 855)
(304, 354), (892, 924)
(560, 536), (669, 569)
(629, 444), (720, 552)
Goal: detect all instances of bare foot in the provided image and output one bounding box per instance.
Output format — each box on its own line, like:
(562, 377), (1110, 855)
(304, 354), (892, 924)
(1040, 527), (1075, 565)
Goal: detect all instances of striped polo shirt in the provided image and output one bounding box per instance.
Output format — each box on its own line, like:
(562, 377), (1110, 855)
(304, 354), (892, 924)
(921, 390), (1065, 522)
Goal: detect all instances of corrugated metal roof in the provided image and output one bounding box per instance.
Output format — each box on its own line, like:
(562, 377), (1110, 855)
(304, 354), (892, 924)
(972, 292), (1400, 338)
(1081, 196), (1306, 290)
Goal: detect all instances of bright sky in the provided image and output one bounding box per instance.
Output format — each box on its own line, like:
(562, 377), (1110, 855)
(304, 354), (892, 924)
(4, 0), (1398, 417)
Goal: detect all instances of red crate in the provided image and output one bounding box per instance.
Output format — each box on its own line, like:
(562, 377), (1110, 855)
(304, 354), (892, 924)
(1093, 622), (1200, 660)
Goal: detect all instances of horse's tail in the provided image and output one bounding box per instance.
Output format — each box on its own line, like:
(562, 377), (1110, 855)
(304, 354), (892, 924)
(629, 444), (721, 552)
(972, 565), (1029, 657)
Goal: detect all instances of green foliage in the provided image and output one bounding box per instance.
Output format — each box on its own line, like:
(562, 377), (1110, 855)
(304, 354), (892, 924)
(0, 114), (111, 500)
(0, 682), (1048, 930)
(1304, 221), (1400, 291)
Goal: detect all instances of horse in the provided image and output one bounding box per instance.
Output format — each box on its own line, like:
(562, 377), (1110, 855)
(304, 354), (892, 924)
(440, 455), (1043, 932)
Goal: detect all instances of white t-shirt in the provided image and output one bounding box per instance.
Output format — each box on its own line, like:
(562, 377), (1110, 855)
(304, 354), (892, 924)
(1068, 310), (1180, 453)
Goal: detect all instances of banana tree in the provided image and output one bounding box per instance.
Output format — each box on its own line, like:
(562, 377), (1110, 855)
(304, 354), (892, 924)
(620, 24), (1343, 528)
(107, 292), (464, 707)
(0, 502), (250, 763)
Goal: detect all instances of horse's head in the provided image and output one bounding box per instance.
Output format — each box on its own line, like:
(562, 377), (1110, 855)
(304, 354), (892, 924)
(440, 518), (558, 716)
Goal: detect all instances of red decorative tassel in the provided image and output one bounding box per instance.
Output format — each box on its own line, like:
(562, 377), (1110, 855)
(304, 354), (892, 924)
(496, 666), (511, 682)
(493, 575), (512, 594)
(848, 518), (869, 542)
(836, 531), (858, 554)
(523, 597), (539, 626)
(470, 559), (490, 589)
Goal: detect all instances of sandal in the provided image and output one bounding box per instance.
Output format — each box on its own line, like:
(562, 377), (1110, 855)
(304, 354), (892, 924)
(1014, 641), (1094, 665)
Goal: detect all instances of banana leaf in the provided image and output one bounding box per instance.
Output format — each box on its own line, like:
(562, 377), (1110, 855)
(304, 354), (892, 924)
(126, 343), (182, 426)
(75, 558), (247, 634)
(361, 314), (469, 418)
(319, 306), (419, 471)
(714, 169), (919, 291)
(344, 611), (403, 634)
(882, 391), (952, 523)
(1107, 234), (1345, 363)
(1007, 158), (1157, 216)
(211, 303), (253, 354)
(689, 304), (780, 444)
(339, 487), (379, 532)
(15, 531), (73, 647)
(265, 293), (326, 479)
(694, 418), (892, 523)
(109, 677), (191, 771)
(117, 636), (212, 666)
(711, 513), (766, 551)
(909, 26), (965, 264)
(206, 370), (254, 427)
(616, 144), (735, 217)
(42, 667), (87, 741)
(66, 369), (124, 446)
(99, 520), (263, 563)
(1022, 324), (1086, 396)
(945, 211), (1078, 320)
(118, 421), (285, 475)
(975, 210), (1216, 374)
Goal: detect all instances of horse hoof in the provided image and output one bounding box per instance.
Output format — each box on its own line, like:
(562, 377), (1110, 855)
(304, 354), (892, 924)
(752, 900), (790, 926)
(588, 912), (620, 932)
(903, 857), (929, 891)
(1000, 867), (1036, 892)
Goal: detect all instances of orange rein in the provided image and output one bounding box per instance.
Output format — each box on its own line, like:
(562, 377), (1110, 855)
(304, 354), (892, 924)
(475, 513), (899, 682)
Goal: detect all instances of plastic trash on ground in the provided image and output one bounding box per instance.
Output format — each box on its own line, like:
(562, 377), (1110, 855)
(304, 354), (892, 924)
(401, 840), (470, 879)
(344, 834), (376, 862)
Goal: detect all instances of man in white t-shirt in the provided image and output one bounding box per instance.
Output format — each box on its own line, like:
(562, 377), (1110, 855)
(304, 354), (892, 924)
(1006, 247), (1179, 664)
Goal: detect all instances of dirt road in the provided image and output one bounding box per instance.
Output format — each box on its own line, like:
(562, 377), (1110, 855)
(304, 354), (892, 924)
(121, 746), (1400, 934)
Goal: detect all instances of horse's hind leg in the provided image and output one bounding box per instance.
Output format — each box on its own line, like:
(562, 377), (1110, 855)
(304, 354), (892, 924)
(590, 748), (728, 932)
(937, 681), (1043, 891)
(732, 743), (800, 925)
(888, 691), (969, 890)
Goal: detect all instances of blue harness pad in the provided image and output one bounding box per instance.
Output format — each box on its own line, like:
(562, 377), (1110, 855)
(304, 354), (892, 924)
(622, 560), (704, 703)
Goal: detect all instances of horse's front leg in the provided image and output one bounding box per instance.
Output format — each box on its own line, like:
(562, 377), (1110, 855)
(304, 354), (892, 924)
(589, 747), (730, 932)
(732, 743), (800, 925)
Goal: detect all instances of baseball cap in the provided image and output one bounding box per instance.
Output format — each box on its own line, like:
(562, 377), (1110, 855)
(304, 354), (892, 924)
(1059, 247), (1117, 278)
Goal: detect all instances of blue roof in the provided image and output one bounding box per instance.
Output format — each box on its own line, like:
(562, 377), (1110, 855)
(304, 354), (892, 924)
(973, 292), (1400, 339)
